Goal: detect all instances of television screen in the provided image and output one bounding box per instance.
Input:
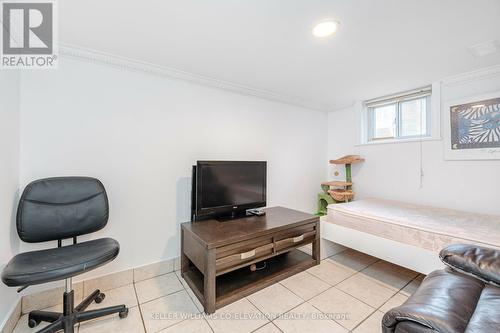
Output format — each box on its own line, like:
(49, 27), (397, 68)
(194, 161), (266, 220)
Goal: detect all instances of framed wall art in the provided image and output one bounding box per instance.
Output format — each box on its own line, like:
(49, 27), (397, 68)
(444, 91), (500, 160)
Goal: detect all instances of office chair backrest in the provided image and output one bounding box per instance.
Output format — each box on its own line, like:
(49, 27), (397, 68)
(17, 177), (109, 243)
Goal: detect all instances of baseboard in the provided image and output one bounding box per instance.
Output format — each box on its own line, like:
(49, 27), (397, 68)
(0, 299), (20, 333)
(18, 256), (181, 315)
(133, 257), (181, 283)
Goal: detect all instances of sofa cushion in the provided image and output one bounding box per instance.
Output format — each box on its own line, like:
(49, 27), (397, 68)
(464, 285), (500, 333)
(394, 322), (435, 333)
(382, 269), (485, 333)
(439, 244), (500, 287)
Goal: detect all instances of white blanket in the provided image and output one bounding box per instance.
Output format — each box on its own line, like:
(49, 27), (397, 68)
(326, 198), (500, 252)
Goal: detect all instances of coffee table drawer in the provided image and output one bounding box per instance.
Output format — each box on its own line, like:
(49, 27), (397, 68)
(215, 236), (274, 272)
(275, 223), (316, 252)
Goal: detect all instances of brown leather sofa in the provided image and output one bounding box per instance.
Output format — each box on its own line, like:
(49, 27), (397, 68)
(382, 244), (500, 333)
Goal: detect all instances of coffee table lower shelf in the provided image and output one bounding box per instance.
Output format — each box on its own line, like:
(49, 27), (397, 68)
(182, 249), (316, 312)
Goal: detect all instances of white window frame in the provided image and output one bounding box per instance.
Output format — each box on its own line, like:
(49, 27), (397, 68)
(367, 95), (431, 141)
(359, 85), (441, 145)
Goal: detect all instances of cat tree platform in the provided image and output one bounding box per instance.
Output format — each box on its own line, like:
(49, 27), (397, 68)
(329, 155), (365, 165)
(328, 189), (355, 202)
(321, 181), (352, 187)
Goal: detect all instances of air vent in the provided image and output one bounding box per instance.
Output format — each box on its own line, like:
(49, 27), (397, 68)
(468, 40), (500, 58)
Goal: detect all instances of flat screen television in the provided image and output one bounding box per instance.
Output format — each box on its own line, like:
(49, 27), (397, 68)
(192, 161), (267, 221)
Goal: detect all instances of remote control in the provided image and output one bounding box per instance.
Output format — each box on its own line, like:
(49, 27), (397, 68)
(247, 208), (266, 216)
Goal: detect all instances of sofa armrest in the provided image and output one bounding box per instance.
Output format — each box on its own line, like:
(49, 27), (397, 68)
(439, 244), (500, 287)
(382, 269), (484, 333)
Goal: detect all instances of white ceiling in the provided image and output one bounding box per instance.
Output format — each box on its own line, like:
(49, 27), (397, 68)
(60, 0), (500, 111)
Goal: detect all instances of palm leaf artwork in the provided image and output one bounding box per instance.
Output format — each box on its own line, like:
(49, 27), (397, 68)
(451, 97), (500, 150)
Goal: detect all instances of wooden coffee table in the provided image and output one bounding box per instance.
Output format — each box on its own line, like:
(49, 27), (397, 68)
(181, 206), (320, 313)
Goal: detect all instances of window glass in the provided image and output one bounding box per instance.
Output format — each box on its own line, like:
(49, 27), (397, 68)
(401, 97), (427, 137)
(373, 104), (397, 139)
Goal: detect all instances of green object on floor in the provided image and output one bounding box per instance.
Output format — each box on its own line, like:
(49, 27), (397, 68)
(317, 155), (365, 215)
(317, 192), (335, 216)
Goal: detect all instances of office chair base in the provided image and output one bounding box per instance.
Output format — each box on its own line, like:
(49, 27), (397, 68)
(28, 289), (128, 333)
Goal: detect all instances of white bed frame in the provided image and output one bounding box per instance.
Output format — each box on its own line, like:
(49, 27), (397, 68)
(320, 216), (443, 274)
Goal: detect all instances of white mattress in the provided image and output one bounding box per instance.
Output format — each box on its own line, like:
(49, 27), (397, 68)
(326, 198), (500, 252)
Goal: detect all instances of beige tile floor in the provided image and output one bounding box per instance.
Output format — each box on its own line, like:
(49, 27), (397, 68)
(11, 249), (424, 333)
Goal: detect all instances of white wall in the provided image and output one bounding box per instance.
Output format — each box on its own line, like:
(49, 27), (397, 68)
(327, 69), (500, 215)
(0, 71), (21, 328)
(19, 57), (327, 280)
(13, 53), (500, 324)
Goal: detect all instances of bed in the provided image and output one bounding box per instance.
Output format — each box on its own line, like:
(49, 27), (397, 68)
(321, 198), (500, 274)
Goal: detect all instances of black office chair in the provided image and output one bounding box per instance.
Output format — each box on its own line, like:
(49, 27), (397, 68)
(1, 177), (128, 333)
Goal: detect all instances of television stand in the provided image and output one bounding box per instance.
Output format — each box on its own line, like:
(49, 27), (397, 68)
(181, 206), (320, 313)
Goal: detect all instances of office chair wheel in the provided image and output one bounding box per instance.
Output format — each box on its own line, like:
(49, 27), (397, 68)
(28, 318), (40, 328)
(95, 292), (106, 304)
(119, 308), (129, 319)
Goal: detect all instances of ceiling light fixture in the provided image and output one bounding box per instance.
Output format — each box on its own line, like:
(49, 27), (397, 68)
(312, 20), (340, 38)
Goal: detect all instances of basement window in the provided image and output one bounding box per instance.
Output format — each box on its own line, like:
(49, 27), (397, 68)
(366, 87), (432, 142)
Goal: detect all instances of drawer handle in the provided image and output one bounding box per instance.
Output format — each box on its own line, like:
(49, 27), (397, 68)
(240, 249), (256, 260)
(292, 235), (304, 243)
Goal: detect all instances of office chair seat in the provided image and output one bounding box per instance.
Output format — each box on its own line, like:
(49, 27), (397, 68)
(2, 238), (119, 287)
